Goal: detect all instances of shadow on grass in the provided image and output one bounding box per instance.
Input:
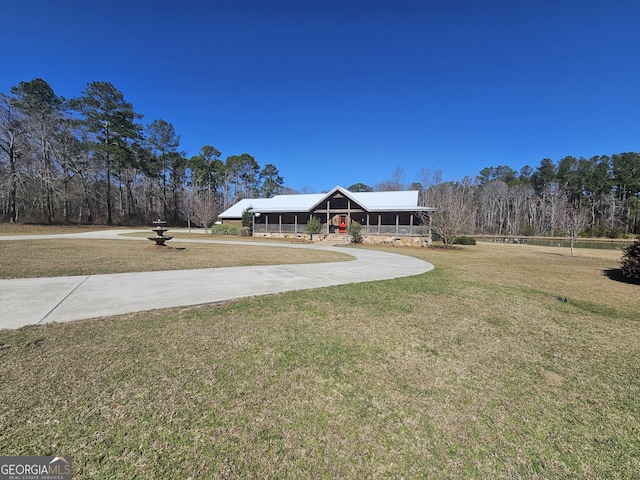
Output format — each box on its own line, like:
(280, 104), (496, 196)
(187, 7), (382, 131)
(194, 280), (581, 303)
(603, 268), (640, 285)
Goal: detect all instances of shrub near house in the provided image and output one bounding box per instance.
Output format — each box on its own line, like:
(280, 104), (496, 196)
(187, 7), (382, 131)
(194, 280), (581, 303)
(211, 224), (241, 235)
(347, 223), (362, 243)
(453, 235), (476, 245)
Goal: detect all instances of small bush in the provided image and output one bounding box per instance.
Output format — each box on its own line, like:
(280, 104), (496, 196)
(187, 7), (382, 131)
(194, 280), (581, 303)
(306, 217), (322, 239)
(347, 223), (362, 243)
(520, 226), (535, 236)
(211, 224), (241, 235)
(583, 225), (606, 238)
(583, 225), (624, 239)
(239, 226), (252, 237)
(607, 228), (622, 239)
(620, 240), (640, 279)
(453, 235), (476, 245)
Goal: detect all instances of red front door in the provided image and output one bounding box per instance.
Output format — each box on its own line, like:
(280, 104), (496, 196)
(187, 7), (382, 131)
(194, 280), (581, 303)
(338, 215), (347, 233)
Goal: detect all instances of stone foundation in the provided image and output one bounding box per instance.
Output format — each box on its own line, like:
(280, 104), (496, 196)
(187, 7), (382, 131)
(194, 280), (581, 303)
(252, 232), (432, 247)
(361, 235), (432, 247)
(253, 232), (311, 241)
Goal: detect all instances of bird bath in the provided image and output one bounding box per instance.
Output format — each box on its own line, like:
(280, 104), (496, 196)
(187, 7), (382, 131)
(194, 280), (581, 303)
(148, 219), (173, 246)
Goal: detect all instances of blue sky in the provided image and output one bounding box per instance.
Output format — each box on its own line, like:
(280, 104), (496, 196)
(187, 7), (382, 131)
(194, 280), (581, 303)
(3, 0), (639, 192)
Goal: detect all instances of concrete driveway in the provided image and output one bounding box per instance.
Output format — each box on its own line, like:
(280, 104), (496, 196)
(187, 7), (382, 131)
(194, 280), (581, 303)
(0, 230), (434, 329)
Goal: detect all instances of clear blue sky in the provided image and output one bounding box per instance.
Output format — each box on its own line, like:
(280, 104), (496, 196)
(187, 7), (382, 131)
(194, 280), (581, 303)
(3, 0), (639, 192)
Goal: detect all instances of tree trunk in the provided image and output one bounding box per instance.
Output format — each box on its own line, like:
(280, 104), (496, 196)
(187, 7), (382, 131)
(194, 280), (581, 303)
(106, 153), (112, 224)
(8, 137), (18, 223)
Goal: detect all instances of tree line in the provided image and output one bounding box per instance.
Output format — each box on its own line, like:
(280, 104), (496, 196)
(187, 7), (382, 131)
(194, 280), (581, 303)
(0, 78), (285, 226)
(470, 156), (640, 237)
(357, 154), (640, 241)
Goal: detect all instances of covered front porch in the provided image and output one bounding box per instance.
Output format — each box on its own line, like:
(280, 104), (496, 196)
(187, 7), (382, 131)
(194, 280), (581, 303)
(252, 211), (431, 237)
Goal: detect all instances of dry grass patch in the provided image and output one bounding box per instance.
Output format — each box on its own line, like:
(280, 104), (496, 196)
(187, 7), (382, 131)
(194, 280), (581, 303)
(0, 224), (123, 235)
(0, 242), (638, 478)
(0, 239), (352, 279)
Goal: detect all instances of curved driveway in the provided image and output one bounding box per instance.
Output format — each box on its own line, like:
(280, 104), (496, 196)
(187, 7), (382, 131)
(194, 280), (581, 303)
(0, 230), (434, 329)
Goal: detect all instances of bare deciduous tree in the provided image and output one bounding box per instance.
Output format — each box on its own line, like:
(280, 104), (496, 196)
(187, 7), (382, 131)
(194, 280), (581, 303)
(479, 180), (509, 235)
(191, 190), (218, 229)
(565, 202), (589, 255)
(423, 177), (476, 247)
(375, 166), (406, 191)
(0, 94), (27, 222)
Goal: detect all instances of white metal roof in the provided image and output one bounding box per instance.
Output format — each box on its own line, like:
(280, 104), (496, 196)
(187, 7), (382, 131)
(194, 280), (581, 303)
(218, 186), (434, 219)
(349, 190), (421, 211)
(218, 194), (325, 218)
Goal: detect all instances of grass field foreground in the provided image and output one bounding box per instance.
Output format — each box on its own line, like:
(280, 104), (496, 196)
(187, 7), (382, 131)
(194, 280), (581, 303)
(0, 239), (638, 478)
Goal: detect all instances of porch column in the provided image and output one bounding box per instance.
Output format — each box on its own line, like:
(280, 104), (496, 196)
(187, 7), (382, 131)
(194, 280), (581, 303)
(378, 214), (381, 235)
(429, 212), (433, 244)
(279, 214), (282, 233)
(410, 214), (414, 235)
(265, 215), (268, 233)
(326, 200), (330, 234)
(295, 214), (298, 234)
(366, 213), (370, 235)
(396, 214), (399, 235)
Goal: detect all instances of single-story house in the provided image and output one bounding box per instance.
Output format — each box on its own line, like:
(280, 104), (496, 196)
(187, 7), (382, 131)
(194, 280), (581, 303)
(218, 186), (435, 245)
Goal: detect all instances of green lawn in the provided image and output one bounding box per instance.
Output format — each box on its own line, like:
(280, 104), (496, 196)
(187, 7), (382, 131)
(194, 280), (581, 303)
(0, 241), (638, 479)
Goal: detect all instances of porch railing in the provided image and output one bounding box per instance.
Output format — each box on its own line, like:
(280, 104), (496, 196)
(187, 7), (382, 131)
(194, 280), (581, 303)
(253, 224), (309, 234)
(253, 224), (429, 236)
(363, 225), (431, 236)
